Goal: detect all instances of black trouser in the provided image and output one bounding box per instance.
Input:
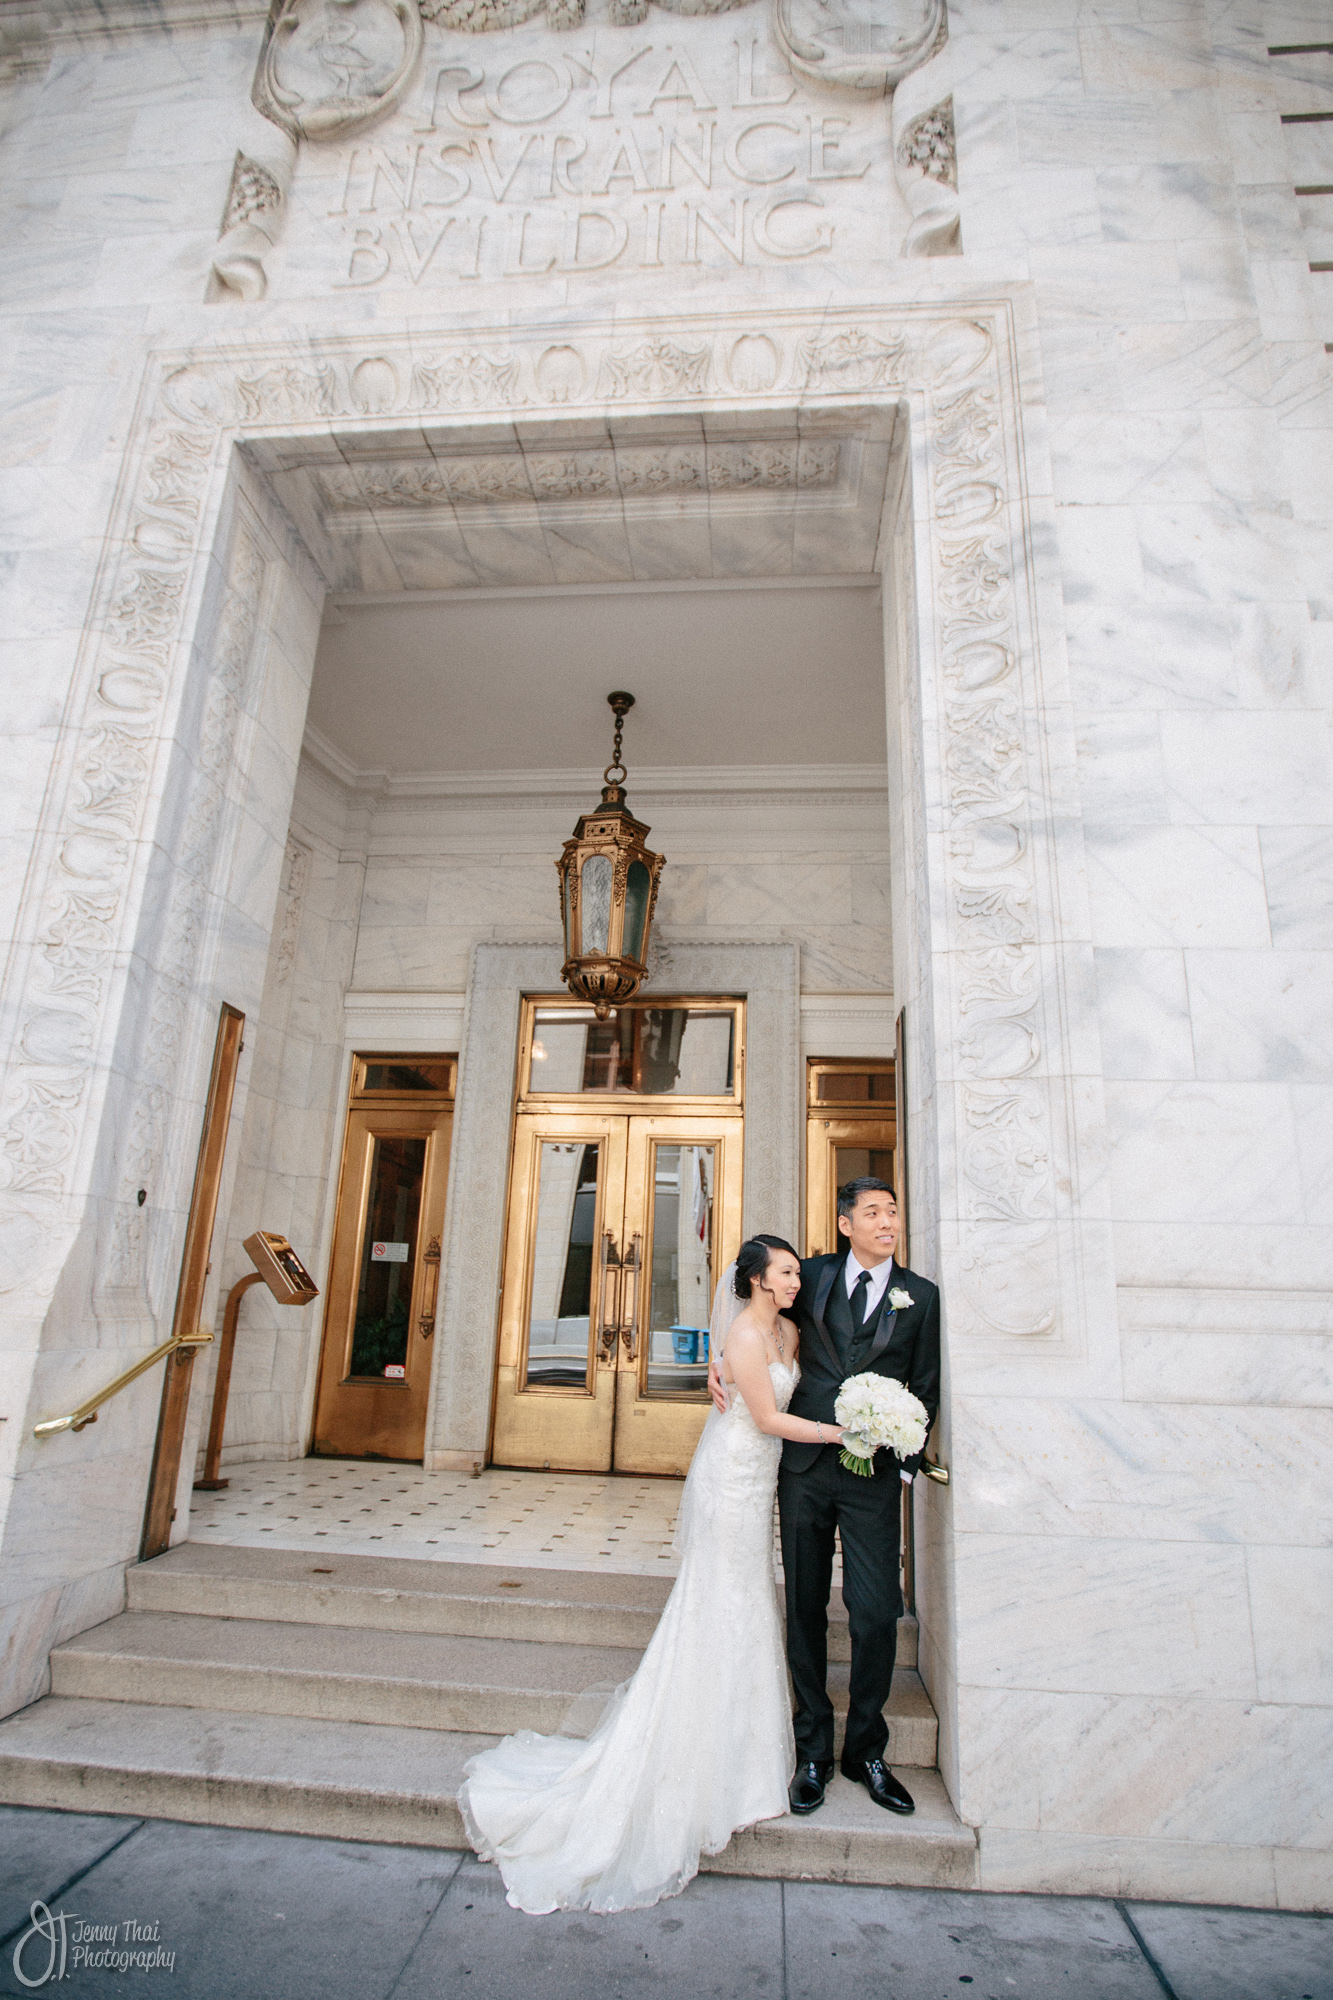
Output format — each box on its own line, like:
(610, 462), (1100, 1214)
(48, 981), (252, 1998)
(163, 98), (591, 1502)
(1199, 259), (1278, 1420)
(777, 1444), (903, 1766)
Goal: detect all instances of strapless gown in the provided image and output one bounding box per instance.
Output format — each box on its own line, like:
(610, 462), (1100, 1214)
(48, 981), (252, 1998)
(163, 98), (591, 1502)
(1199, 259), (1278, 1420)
(457, 1360), (799, 1913)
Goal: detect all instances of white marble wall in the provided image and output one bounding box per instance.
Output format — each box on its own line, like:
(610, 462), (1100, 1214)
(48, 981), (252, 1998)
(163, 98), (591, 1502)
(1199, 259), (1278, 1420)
(191, 756), (369, 1475)
(0, 456), (322, 1713)
(933, 0), (1333, 1912)
(0, 0), (1328, 1913)
(349, 772), (893, 997)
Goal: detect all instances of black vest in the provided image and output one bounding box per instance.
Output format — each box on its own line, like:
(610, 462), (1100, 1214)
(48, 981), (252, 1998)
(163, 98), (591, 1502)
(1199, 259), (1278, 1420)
(824, 1271), (877, 1372)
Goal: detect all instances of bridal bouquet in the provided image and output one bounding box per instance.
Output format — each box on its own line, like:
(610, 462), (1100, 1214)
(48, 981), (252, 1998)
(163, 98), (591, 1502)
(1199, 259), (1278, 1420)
(834, 1373), (928, 1478)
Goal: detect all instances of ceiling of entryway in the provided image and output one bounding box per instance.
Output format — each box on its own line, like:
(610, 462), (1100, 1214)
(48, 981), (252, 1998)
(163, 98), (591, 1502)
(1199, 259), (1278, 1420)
(275, 407), (897, 780)
(308, 578), (886, 777)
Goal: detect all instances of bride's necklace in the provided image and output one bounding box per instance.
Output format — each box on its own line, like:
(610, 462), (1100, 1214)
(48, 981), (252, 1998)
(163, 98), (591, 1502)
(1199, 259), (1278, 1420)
(759, 1315), (790, 1369)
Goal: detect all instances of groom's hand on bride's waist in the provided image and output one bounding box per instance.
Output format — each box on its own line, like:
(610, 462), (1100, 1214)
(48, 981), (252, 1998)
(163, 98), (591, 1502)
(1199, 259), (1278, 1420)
(708, 1357), (727, 1413)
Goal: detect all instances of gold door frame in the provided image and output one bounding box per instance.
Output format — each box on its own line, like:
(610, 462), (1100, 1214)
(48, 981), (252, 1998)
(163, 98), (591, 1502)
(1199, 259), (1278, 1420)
(616, 1114), (742, 1475)
(492, 1111), (626, 1473)
(491, 1112), (743, 1475)
(311, 1053), (455, 1462)
(142, 1001), (246, 1560)
(491, 997), (746, 1476)
(804, 1057), (897, 1258)
(517, 993), (745, 1113)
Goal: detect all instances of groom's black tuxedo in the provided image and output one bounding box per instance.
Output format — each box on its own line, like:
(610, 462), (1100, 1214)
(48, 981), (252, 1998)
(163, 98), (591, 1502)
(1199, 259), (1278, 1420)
(778, 1249), (941, 1768)
(783, 1252), (940, 1474)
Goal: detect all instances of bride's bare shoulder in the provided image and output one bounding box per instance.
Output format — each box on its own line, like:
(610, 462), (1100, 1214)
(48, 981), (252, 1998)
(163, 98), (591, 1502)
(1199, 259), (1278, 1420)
(725, 1311), (763, 1348)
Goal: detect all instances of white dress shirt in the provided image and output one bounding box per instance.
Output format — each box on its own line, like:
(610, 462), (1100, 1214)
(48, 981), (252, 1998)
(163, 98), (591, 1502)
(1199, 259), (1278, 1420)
(843, 1249), (894, 1318)
(843, 1250), (914, 1484)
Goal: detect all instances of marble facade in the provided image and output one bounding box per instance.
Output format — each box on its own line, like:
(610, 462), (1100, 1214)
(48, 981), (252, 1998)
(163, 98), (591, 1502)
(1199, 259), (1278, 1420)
(0, 0), (1329, 1915)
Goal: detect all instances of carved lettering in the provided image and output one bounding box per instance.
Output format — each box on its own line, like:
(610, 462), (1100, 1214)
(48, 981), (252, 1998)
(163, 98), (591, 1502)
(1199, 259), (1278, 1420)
(320, 18), (896, 286)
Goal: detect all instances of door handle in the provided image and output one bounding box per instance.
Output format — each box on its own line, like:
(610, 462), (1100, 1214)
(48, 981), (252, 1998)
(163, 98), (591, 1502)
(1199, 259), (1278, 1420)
(619, 1231), (641, 1362)
(598, 1229), (621, 1363)
(418, 1236), (441, 1339)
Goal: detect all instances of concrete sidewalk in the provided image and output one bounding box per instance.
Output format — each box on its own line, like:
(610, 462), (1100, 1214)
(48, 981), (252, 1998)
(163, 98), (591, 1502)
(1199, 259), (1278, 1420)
(0, 1808), (1326, 2000)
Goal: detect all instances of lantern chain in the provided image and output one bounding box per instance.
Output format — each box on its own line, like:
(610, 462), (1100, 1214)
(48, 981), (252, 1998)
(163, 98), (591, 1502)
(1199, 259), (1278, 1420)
(604, 690), (633, 786)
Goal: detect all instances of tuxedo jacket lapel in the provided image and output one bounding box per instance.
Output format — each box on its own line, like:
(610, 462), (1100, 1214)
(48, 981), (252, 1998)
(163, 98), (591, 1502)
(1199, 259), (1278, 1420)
(863, 1262), (906, 1366)
(808, 1259), (844, 1377)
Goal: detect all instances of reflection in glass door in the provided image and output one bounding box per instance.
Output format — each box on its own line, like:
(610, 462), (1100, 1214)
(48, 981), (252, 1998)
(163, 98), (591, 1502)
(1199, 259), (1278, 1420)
(524, 1141), (602, 1389)
(643, 1143), (715, 1398)
(349, 1134), (426, 1378)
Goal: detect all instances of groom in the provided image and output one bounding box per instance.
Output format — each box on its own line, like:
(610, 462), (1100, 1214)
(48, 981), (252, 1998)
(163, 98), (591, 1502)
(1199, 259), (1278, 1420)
(713, 1177), (939, 1817)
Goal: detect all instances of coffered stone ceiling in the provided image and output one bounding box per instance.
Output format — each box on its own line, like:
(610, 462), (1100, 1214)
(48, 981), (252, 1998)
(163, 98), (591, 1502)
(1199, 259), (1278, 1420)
(251, 405), (898, 594)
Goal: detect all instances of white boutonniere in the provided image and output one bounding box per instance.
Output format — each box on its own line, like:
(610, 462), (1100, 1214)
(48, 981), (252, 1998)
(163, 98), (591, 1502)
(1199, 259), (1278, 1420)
(888, 1288), (914, 1311)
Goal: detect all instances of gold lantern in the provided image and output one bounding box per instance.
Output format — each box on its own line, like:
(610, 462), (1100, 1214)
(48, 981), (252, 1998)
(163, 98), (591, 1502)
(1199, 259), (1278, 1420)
(557, 692), (665, 1020)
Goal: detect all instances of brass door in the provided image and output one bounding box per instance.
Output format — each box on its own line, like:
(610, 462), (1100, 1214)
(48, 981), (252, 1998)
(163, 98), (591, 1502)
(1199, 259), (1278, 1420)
(805, 1058), (897, 1257)
(312, 1063), (454, 1460)
(491, 1111), (742, 1475)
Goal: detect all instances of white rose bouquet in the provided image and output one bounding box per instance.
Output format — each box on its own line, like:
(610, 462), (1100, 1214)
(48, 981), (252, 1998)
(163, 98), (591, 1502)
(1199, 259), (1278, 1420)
(834, 1372), (928, 1478)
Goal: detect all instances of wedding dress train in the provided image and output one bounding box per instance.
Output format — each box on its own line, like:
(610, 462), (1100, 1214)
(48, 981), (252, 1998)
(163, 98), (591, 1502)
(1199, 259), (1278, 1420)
(457, 1360), (799, 1914)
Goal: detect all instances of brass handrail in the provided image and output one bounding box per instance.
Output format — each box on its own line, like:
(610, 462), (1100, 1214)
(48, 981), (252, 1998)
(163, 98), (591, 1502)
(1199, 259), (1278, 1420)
(922, 1460), (950, 1485)
(33, 1327), (214, 1439)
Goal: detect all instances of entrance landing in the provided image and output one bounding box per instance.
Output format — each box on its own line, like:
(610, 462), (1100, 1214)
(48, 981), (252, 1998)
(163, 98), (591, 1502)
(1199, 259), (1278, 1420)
(190, 1458), (684, 1575)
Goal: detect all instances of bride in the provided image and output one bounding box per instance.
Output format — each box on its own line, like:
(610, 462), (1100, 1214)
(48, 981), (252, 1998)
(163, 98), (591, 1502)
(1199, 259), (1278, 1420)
(457, 1234), (844, 1915)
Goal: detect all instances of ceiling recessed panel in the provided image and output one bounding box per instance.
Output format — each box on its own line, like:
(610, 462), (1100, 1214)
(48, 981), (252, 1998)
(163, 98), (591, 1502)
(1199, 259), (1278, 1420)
(308, 581), (886, 776)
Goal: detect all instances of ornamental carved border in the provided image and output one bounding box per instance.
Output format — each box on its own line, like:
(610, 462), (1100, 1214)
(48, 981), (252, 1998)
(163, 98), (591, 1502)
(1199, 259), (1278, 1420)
(0, 301), (1074, 1350)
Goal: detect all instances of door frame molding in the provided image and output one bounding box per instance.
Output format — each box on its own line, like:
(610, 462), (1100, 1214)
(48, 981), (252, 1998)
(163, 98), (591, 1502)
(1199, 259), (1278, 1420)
(425, 941), (799, 1472)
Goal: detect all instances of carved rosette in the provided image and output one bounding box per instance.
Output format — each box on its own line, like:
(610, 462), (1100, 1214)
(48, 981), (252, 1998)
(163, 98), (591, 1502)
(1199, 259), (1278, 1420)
(772, 0), (945, 93)
(253, 0), (424, 142)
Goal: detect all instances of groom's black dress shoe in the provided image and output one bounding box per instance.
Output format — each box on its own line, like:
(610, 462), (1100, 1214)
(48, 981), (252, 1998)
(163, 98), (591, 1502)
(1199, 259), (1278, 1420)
(841, 1755), (915, 1815)
(788, 1761), (835, 1815)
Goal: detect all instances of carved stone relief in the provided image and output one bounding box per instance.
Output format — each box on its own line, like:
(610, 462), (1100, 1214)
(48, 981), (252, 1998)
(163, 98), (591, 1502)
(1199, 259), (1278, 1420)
(275, 838), (313, 988)
(254, 0), (425, 139)
(890, 29), (957, 254)
(103, 522), (270, 1301)
(315, 437), (840, 512)
(1, 399), (225, 1208)
(772, 0), (944, 94)
(217, 0), (956, 297)
(213, 147), (296, 304)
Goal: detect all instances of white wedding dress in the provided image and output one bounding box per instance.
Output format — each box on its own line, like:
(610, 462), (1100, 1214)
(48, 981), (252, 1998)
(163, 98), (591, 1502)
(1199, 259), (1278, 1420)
(457, 1358), (799, 1914)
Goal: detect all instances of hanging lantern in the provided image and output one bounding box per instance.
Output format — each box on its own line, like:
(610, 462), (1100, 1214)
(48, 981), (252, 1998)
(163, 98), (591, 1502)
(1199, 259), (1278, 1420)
(557, 692), (665, 1020)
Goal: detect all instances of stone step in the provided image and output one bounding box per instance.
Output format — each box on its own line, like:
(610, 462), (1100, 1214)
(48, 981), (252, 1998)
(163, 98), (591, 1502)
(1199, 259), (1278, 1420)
(127, 1542), (917, 1669)
(0, 1697), (978, 1890)
(50, 1611), (936, 1764)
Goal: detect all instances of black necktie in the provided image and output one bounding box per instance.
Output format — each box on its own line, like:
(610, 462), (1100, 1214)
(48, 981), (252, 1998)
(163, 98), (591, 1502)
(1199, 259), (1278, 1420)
(850, 1270), (871, 1336)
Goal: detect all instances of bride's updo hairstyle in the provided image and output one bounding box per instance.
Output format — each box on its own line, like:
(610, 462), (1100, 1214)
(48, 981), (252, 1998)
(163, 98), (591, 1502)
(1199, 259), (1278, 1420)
(732, 1234), (799, 1301)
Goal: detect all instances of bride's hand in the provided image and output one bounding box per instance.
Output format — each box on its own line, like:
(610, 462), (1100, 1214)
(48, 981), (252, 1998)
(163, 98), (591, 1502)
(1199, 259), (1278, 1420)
(707, 1356), (727, 1414)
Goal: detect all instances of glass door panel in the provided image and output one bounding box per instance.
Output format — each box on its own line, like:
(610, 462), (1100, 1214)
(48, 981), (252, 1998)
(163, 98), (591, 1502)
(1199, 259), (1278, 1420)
(614, 1116), (743, 1476)
(490, 1114), (742, 1475)
(524, 1003), (740, 1100)
(312, 1101), (451, 1461)
(806, 1060), (897, 1257)
(642, 1142), (716, 1399)
(524, 1141), (601, 1390)
(349, 1134), (426, 1378)
(491, 1114), (626, 1473)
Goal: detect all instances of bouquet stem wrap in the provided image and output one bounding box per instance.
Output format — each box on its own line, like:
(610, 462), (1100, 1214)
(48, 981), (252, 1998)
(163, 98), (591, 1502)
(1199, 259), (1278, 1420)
(833, 1373), (928, 1479)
